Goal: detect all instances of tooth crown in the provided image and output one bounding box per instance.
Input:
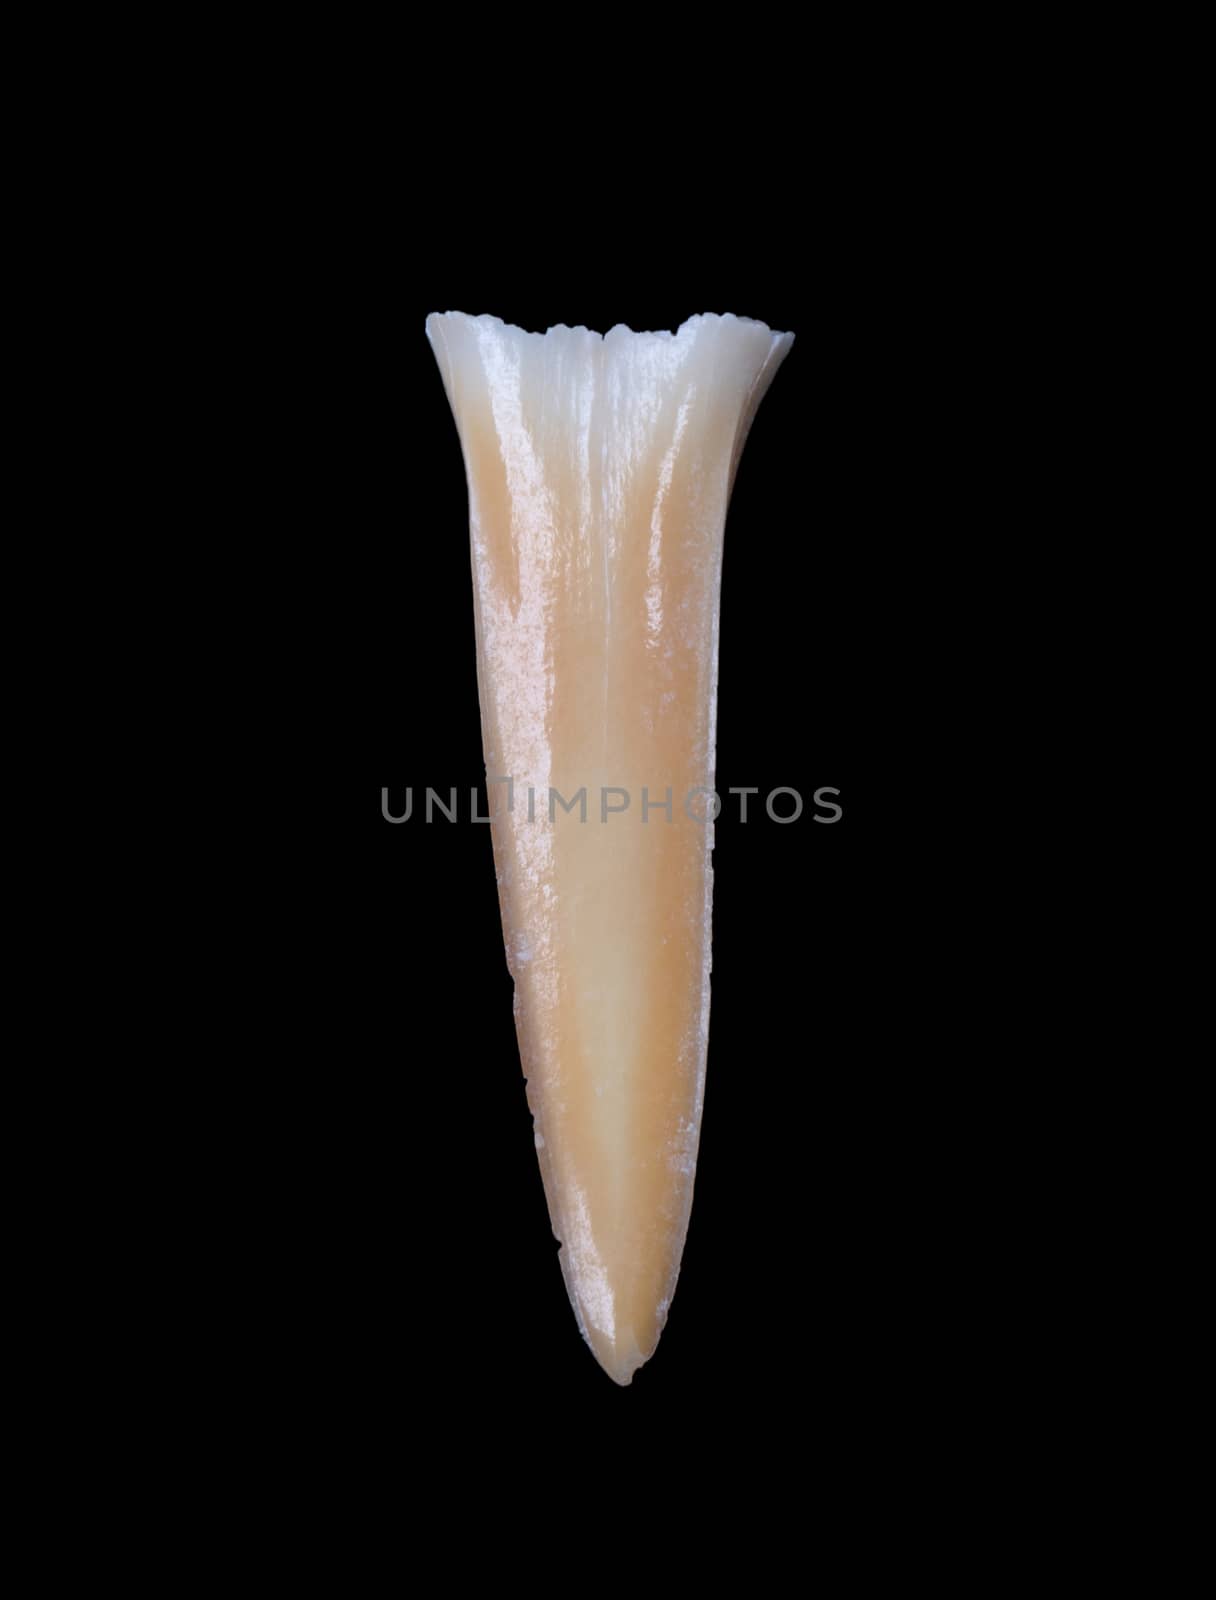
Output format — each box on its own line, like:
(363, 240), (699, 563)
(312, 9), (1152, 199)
(427, 313), (793, 1383)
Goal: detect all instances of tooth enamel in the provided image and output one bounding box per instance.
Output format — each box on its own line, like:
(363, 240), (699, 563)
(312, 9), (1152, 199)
(427, 312), (793, 1384)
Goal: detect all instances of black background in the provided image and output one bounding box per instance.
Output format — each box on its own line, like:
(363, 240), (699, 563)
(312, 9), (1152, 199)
(50, 32), (1079, 1541)
(248, 208), (960, 1463)
(73, 34), (1092, 1541)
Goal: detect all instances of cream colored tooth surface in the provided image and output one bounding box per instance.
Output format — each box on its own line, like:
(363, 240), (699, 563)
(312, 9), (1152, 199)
(426, 312), (793, 1384)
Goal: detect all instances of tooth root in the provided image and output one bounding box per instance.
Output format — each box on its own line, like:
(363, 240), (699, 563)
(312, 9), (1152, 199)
(426, 312), (793, 1384)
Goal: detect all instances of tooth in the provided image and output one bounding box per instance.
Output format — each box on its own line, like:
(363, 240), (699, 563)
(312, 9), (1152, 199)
(426, 312), (793, 1383)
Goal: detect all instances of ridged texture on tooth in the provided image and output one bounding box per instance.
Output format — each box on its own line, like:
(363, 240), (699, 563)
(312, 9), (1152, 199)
(426, 313), (793, 1383)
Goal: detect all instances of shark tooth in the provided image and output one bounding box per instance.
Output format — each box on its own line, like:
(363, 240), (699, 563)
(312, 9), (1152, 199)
(426, 312), (793, 1383)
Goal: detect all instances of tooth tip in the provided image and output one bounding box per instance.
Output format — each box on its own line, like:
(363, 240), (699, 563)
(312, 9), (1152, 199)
(581, 1321), (659, 1387)
(591, 1341), (648, 1388)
